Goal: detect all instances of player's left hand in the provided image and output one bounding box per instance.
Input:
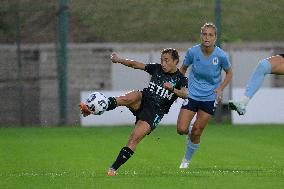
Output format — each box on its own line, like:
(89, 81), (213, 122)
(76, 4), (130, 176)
(214, 87), (223, 103)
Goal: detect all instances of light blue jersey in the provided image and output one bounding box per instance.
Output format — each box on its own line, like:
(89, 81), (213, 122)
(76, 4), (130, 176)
(183, 44), (231, 101)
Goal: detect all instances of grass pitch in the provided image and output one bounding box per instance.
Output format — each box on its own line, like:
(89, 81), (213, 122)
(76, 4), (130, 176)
(0, 124), (283, 189)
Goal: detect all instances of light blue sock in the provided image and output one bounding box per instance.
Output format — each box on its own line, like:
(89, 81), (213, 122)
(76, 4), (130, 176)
(244, 59), (272, 98)
(184, 138), (200, 161)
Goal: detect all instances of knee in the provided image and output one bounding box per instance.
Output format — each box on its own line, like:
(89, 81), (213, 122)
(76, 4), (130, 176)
(191, 127), (203, 138)
(177, 126), (188, 135)
(256, 59), (272, 75)
(177, 129), (185, 135)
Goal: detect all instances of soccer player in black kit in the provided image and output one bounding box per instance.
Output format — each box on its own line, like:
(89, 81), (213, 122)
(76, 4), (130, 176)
(80, 48), (188, 176)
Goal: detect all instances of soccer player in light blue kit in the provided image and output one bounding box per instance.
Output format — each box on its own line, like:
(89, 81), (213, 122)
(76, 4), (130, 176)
(229, 54), (284, 115)
(177, 23), (233, 168)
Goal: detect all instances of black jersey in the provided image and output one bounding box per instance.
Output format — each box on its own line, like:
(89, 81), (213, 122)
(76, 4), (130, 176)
(142, 63), (188, 114)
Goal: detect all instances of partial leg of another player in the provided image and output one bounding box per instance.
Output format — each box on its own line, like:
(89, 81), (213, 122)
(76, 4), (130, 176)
(229, 58), (272, 115)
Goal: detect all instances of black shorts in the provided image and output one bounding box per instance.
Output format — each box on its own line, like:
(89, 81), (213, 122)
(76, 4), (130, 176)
(130, 94), (164, 131)
(181, 97), (216, 115)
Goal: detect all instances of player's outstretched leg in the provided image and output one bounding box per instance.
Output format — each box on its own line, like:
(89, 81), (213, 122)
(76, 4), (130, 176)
(79, 102), (92, 117)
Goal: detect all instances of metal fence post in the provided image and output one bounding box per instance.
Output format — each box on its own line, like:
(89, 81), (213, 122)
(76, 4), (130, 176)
(214, 0), (223, 123)
(57, 0), (68, 125)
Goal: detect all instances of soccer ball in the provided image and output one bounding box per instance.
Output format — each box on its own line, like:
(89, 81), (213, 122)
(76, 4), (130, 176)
(86, 92), (108, 115)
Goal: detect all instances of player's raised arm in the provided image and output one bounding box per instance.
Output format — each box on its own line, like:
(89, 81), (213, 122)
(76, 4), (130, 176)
(110, 52), (146, 70)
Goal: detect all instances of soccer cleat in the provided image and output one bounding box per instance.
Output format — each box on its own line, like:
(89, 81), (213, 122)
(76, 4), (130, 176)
(107, 168), (117, 176)
(179, 158), (189, 169)
(228, 100), (246, 115)
(79, 102), (93, 117)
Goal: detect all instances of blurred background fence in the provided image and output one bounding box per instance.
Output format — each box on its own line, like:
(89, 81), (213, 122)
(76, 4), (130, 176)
(0, 0), (284, 126)
(0, 0), (112, 126)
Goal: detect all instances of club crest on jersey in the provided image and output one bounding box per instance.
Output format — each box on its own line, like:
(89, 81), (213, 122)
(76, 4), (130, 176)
(212, 57), (219, 65)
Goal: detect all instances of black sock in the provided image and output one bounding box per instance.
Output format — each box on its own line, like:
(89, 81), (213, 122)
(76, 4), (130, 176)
(106, 97), (117, 111)
(110, 147), (134, 170)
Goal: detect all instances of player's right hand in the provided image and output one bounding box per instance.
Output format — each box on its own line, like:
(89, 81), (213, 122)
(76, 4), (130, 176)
(163, 82), (174, 92)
